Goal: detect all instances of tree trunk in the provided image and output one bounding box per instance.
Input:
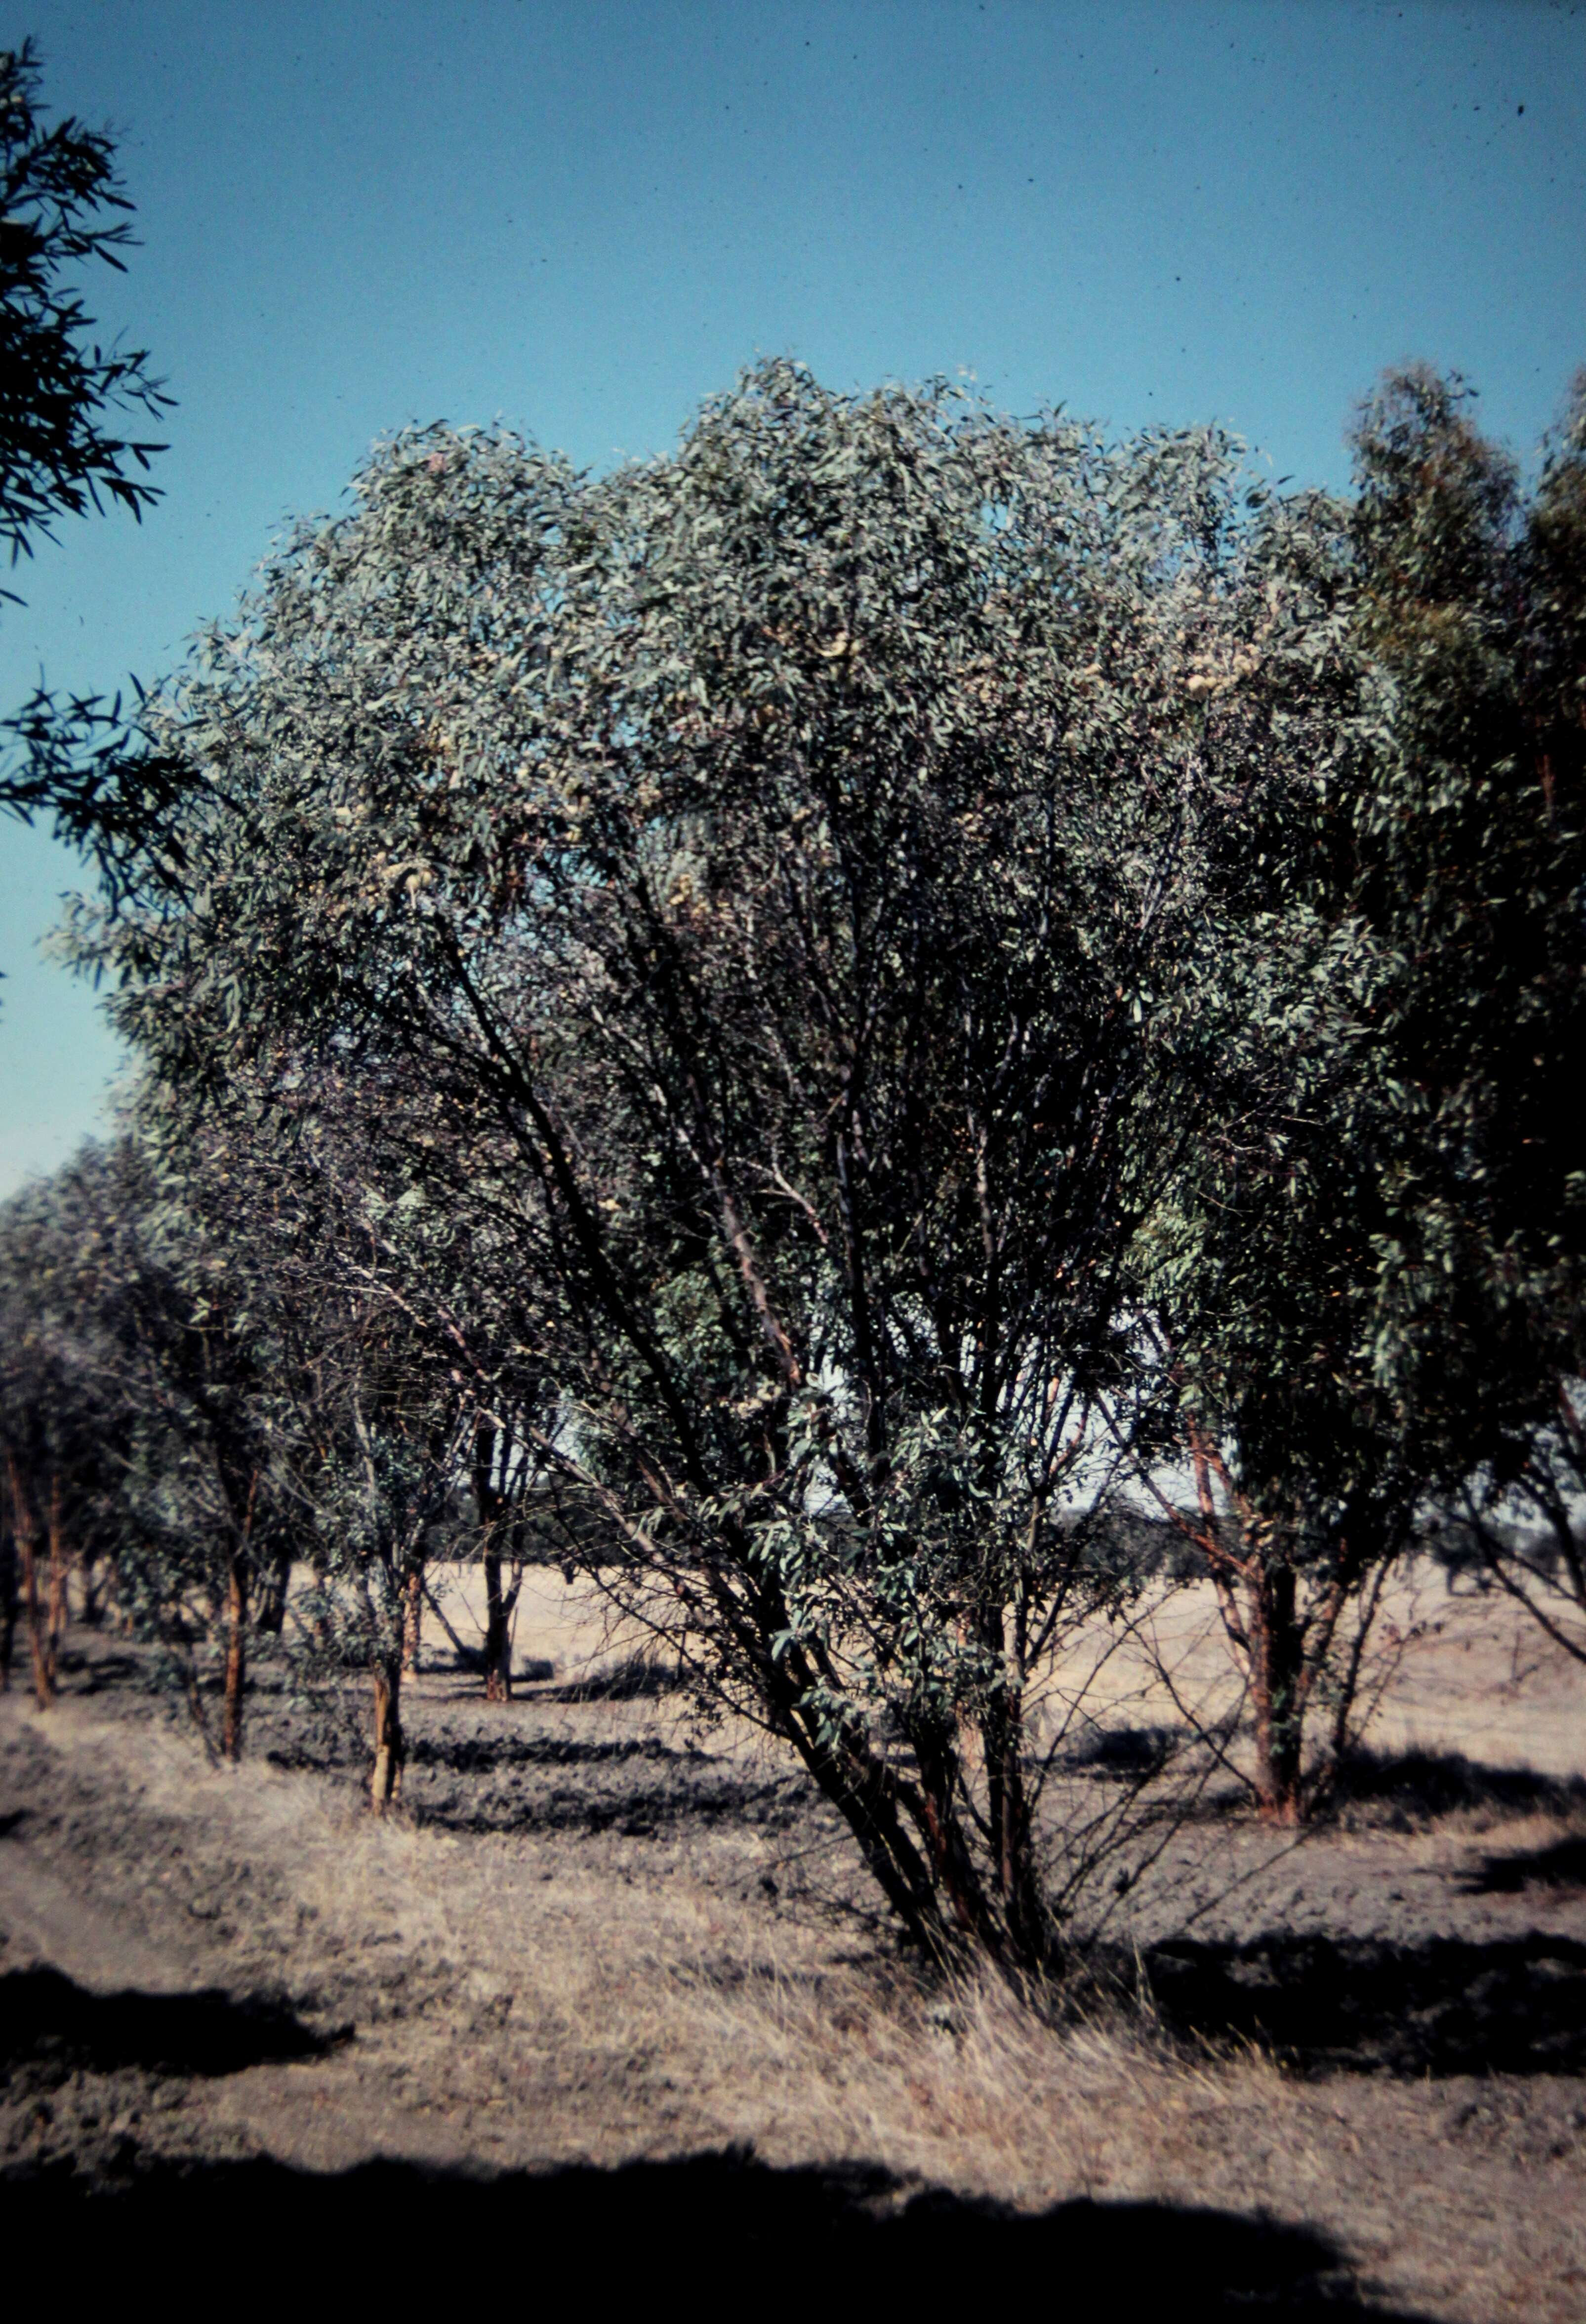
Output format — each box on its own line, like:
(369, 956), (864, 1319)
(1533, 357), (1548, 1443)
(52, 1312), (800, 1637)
(6, 1456), (52, 1711)
(370, 1662), (404, 1814)
(77, 1546), (105, 1628)
(1248, 1560), (1305, 1823)
(483, 1549), (512, 1702)
(400, 1565), (424, 1674)
(473, 1418), (514, 1702)
(45, 1474), (68, 1683)
(253, 1546), (292, 1637)
(222, 1556), (247, 1763)
(0, 1515), (16, 1694)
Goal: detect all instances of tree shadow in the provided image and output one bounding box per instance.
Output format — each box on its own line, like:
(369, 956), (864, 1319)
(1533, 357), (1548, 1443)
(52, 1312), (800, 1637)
(411, 1763), (815, 1841)
(406, 1729), (682, 1773)
(1064, 1723), (1181, 1780)
(3, 2150), (1423, 2315)
(51, 1647), (143, 1695)
(546, 1650), (684, 1703)
(1328, 1747), (1586, 1824)
(0, 1967), (340, 2081)
(1466, 1834), (1586, 1897)
(1139, 1932), (1586, 2076)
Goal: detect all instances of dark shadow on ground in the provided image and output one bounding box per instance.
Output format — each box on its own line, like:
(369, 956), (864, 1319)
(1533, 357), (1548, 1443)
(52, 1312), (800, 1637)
(0, 2151), (1422, 2316)
(406, 1729), (684, 1772)
(257, 1720), (825, 1840)
(1064, 1723), (1182, 1780)
(1328, 1746), (1586, 1824)
(546, 1650), (684, 1703)
(0, 1967), (339, 2082)
(410, 1764), (814, 1840)
(1139, 1932), (1586, 2076)
(1467, 1834), (1586, 1897)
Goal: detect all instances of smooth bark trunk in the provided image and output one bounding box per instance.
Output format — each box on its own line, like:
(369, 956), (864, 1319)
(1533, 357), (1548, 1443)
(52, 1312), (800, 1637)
(222, 1556), (247, 1763)
(45, 1474), (68, 1678)
(401, 1566), (424, 1674)
(1247, 1562), (1305, 1823)
(483, 1550), (512, 1702)
(371, 1663), (404, 1814)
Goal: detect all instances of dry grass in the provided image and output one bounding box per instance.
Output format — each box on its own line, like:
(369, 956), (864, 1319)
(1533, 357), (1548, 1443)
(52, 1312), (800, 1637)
(5, 1559), (1586, 2316)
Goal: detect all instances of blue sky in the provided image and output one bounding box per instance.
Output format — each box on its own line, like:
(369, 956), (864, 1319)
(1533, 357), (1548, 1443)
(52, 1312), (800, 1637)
(2, 0), (1583, 1193)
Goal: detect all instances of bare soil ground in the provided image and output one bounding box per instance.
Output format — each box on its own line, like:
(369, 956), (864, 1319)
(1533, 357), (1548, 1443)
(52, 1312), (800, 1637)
(3, 1568), (1585, 2317)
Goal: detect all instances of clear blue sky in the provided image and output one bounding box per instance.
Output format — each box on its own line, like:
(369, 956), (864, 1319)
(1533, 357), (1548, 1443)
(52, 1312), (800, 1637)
(2, 0), (1583, 1193)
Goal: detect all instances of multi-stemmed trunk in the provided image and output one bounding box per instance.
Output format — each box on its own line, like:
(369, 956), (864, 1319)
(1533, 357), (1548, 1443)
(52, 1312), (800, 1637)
(1181, 1423), (1382, 1824)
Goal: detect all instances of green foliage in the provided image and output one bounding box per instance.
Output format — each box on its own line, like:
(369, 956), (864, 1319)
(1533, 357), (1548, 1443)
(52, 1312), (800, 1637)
(17, 353), (1583, 1947)
(78, 364), (1343, 1962)
(0, 39), (170, 577)
(1133, 366), (1586, 1813)
(0, 40), (175, 886)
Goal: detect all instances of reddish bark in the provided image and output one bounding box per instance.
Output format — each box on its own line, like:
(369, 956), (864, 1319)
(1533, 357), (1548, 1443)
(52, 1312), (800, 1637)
(222, 1555), (247, 1762)
(370, 1663), (403, 1813)
(400, 1565), (424, 1673)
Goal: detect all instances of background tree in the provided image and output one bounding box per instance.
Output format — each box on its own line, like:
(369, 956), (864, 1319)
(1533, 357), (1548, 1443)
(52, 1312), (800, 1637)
(1138, 367), (1586, 1819)
(0, 1142), (134, 1707)
(1417, 371), (1586, 1666)
(0, 1135), (298, 1752)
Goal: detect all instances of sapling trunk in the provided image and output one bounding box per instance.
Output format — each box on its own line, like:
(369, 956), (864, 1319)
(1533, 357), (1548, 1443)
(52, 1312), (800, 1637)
(45, 1473), (67, 1684)
(400, 1565), (423, 1673)
(370, 1661), (404, 1813)
(483, 1549), (512, 1702)
(222, 1555), (247, 1762)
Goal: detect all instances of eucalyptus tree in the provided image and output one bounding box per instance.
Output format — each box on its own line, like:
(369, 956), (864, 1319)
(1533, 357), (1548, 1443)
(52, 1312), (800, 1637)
(75, 364), (1365, 1969)
(0, 41), (174, 880)
(0, 1133), (312, 1752)
(1403, 370), (1586, 1679)
(1138, 367), (1586, 1819)
(0, 1148), (125, 1705)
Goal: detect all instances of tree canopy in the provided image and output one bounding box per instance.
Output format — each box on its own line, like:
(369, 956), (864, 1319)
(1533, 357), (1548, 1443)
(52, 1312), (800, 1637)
(6, 356), (1581, 1972)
